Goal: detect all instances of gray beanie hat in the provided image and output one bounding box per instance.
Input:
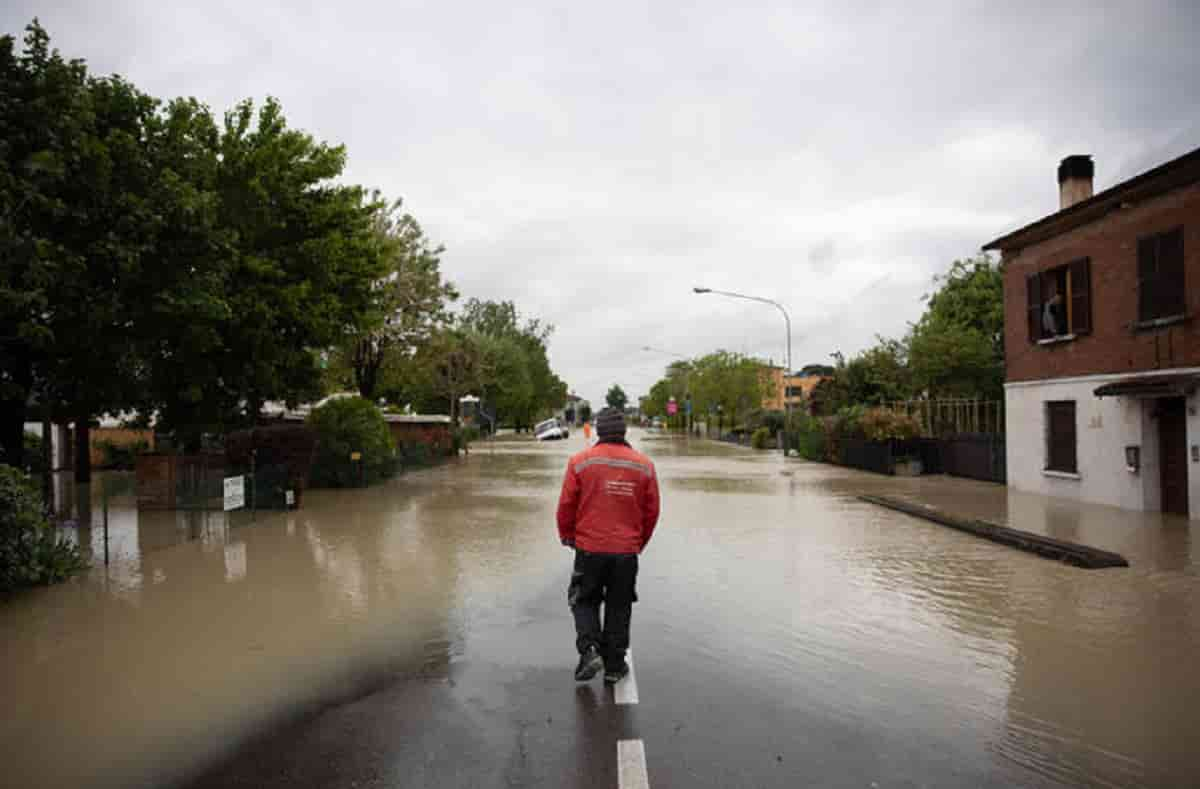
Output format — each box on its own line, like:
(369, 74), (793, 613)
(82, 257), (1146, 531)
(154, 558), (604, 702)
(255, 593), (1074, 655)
(595, 407), (627, 440)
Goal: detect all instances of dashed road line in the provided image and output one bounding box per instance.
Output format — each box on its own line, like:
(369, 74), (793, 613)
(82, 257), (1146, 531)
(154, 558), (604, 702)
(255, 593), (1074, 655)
(614, 649), (639, 705)
(617, 739), (650, 789)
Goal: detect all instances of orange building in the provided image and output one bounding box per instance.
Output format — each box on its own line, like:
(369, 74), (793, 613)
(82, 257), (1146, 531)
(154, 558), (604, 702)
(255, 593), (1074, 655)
(760, 367), (828, 412)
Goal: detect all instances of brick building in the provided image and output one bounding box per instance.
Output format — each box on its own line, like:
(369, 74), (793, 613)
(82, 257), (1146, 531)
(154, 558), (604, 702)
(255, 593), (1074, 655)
(985, 149), (1200, 517)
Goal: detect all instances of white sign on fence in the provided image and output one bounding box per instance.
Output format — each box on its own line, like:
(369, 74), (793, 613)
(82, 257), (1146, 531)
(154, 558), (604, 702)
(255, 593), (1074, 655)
(223, 475), (246, 511)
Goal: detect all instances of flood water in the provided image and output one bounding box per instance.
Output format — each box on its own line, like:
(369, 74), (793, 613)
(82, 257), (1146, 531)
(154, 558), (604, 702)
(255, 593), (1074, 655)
(3, 430), (1199, 787)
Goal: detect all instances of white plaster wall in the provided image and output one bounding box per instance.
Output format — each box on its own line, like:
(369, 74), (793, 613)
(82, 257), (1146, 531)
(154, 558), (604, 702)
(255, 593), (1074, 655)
(1006, 378), (1150, 511)
(1007, 370), (1200, 518)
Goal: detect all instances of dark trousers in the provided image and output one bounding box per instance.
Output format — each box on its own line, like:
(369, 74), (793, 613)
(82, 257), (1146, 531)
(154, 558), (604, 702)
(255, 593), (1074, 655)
(568, 549), (639, 670)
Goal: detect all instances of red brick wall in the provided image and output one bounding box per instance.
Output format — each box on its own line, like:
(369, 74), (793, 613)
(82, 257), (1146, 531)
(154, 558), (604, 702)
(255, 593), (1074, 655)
(1003, 181), (1200, 382)
(387, 421), (452, 455)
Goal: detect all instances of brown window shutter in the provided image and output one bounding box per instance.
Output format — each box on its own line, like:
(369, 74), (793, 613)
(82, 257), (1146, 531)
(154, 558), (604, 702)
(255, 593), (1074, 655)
(1046, 401), (1077, 473)
(1069, 258), (1091, 334)
(1137, 237), (1157, 322)
(1159, 227), (1185, 317)
(1026, 272), (1042, 342)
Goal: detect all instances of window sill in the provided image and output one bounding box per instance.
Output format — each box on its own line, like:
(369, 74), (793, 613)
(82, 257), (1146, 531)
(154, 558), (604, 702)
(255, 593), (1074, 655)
(1037, 333), (1077, 346)
(1043, 469), (1081, 480)
(1132, 314), (1189, 331)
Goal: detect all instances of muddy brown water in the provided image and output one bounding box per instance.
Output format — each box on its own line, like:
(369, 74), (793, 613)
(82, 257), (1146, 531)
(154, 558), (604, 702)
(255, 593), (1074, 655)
(2, 430), (1198, 787)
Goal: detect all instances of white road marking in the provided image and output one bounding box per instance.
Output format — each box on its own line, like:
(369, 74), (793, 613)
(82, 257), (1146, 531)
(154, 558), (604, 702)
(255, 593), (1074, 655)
(614, 649), (638, 705)
(617, 739), (650, 789)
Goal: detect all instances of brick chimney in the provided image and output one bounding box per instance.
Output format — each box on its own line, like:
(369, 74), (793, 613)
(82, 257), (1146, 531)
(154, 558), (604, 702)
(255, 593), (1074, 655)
(1057, 155), (1094, 209)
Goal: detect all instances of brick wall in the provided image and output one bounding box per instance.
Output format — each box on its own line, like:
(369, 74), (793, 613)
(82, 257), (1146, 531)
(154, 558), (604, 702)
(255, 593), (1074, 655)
(1003, 181), (1200, 382)
(387, 421), (452, 456)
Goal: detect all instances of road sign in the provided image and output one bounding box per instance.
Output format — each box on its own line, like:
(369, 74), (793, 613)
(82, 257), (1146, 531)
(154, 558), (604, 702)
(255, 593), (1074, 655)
(667, 401), (678, 415)
(223, 475), (245, 511)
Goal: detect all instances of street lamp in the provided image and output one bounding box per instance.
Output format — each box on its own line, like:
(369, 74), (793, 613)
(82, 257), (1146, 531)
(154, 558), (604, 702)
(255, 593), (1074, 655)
(692, 286), (793, 429)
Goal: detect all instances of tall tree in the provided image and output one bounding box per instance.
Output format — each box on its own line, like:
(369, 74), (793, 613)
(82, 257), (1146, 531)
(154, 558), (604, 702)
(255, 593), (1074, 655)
(906, 255), (1004, 399)
(0, 21), (91, 468)
(1, 22), (167, 479)
(348, 198), (456, 400)
(605, 385), (628, 411)
(456, 298), (566, 429)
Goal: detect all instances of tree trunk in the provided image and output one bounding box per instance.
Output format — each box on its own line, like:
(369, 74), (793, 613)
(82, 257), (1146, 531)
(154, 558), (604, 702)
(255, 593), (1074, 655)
(354, 338), (382, 400)
(74, 415), (91, 484)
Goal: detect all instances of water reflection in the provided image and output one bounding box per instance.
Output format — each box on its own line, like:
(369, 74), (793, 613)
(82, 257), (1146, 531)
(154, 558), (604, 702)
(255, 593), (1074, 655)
(3, 432), (1199, 787)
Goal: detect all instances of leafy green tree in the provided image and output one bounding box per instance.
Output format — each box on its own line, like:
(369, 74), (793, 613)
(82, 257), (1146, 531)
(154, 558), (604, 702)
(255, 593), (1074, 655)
(689, 351), (764, 427)
(839, 338), (914, 405)
(346, 197), (457, 400)
(906, 255), (1004, 399)
(605, 385), (628, 411)
(456, 298), (566, 429)
(145, 97), (391, 449)
(0, 21), (92, 469)
(0, 22), (177, 479)
(410, 328), (489, 424)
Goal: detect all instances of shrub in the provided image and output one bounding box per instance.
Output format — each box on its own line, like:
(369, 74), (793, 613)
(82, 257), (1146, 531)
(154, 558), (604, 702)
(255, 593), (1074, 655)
(750, 426), (772, 450)
(858, 407), (922, 441)
(1, 465), (86, 593)
(307, 397), (396, 487)
(787, 415), (828, 461)
(833, 405), (867, 439)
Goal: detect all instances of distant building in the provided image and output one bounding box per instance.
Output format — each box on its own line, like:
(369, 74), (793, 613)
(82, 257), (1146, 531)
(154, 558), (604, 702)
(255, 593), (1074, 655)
(984, 149), (1200, 518)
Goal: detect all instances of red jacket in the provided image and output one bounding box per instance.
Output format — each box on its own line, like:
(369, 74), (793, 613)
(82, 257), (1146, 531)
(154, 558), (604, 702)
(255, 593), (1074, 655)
(557, 441), (661, 554)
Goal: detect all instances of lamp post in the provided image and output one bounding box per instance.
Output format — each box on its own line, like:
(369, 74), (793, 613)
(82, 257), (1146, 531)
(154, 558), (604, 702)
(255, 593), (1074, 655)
(692, 287), (793, 430)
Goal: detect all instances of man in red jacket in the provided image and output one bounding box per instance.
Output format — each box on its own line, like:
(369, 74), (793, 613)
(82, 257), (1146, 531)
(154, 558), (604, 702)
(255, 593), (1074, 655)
(557, 407), (660, 683)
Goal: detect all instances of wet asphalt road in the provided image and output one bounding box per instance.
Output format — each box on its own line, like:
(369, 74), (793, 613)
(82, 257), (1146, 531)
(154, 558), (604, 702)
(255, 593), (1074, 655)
(6, 429), (1200, 788)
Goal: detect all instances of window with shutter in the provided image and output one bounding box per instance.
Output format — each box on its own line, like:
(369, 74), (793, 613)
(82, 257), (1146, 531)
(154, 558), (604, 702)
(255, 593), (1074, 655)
(1137, 237), (1157, 322)
(1045, 401), (1077, 473)
(1158, 228), (1185, 318)
(1138, 227), (1186, 322)
(1069, 258), (1091, 335)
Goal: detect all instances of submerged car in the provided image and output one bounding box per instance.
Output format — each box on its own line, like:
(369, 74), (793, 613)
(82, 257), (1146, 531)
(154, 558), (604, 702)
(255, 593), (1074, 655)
(534, 418), (570, 441)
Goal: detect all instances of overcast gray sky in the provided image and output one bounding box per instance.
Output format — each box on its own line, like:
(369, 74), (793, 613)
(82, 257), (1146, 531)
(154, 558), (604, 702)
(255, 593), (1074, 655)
(6, 1), (1199, 406)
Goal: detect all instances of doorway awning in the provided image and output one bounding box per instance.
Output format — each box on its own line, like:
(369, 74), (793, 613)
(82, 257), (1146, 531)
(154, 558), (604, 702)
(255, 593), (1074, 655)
(1093, 374), (1200, 398)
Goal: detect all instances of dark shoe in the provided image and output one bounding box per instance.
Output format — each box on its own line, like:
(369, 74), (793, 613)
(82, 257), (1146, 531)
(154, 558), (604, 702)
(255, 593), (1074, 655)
(574, 645), (603, 681)
(603, 662), (629, 685)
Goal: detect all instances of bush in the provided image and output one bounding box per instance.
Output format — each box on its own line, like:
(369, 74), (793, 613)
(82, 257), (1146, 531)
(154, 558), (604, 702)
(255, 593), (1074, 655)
(307, 397), (397, 487)
(787, 414), (828, 461)
(96, 439), (150, 470)
(1, 465), (86, 593)
(750, 426), (772, 450)
(858, 407), (922, 441)
(833, 405), (867, 439)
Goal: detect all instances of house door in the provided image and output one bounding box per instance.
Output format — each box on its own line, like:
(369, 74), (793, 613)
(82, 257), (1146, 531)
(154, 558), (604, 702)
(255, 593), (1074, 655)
(1158, 398), (1189, 516)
